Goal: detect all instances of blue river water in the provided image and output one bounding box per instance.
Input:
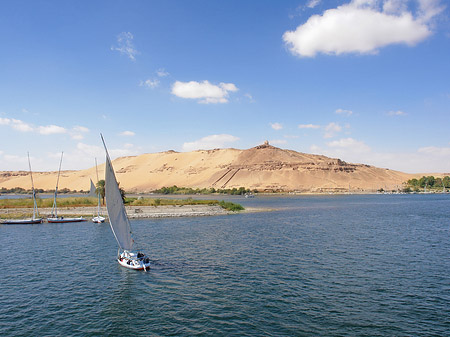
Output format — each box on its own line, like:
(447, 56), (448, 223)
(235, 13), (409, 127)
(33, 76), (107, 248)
(0, 194), (449, 336)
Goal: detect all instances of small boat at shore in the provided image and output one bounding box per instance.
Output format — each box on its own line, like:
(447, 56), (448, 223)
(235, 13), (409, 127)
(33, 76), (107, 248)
(92, 159), (105, 223)
(101, 134), (150, 271)
(1, 153), (43, 225)
(47, 152), (86, 223)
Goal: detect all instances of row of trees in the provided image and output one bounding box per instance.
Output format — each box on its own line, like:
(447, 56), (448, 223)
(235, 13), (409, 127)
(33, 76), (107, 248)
(0, 187), (85, 194)
(153, 185), (254, 195)
(407, 176), (450, 189)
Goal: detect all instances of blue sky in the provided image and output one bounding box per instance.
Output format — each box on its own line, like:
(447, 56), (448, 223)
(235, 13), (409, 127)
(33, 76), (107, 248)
(0, 0), (449, 173)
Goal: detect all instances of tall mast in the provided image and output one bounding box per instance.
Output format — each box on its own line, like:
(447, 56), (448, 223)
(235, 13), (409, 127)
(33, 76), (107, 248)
(28, 152), (39, 219)
(95, 157), (101, 216)
(51, 152), (64, 218)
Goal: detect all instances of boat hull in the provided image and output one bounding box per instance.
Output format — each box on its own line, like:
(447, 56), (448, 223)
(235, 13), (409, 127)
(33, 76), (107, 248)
(117, 251), (151, 270)
(92, 216), (105, 223)
(47, 217), (87, 223)
(1, 218), (43, 225)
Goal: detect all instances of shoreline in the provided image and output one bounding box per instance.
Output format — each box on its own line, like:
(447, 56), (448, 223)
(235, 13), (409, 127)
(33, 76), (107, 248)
(0, 205), (271, 220)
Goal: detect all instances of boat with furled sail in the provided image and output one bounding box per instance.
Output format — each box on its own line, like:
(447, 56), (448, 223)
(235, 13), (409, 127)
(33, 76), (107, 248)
(1, 153), (43, 225)
(101, 134), (150, 270)
(92, 158), (105, 223)
(47, 152), (87, 223)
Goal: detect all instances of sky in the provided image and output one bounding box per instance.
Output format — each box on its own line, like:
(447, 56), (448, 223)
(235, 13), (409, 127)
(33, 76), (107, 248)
(0, 0), (449, 173)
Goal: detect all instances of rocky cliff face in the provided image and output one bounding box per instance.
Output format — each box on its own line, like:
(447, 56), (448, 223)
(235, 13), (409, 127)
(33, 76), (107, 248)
(0, 144), (415, 193)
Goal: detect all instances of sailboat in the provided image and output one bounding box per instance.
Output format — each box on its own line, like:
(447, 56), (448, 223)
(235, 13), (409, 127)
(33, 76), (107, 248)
(1, 153), (43, 225)
(47, 152), (87, 223)
(92, 158), (105, 223)
(101, 134), (150, 270)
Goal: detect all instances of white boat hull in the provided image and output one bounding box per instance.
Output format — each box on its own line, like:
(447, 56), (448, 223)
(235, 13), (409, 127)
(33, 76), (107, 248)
(1, 218), (43, 225)
(118, 251), (151, 270)
(92, 216), (105, 223)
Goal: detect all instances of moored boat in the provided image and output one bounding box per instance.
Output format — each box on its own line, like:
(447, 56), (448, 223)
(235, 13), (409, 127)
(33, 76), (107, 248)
(46, 152), (87, 223)
(1, 153), (43, 225)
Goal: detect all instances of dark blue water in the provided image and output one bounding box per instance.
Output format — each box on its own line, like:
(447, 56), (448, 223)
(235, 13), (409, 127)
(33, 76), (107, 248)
(1, 195), (449, 336)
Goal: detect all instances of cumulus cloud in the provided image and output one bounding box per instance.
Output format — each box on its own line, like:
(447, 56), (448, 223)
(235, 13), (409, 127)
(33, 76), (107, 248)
(336, 108), (354, 116)
(38, 125), (67, 135)
(0, 116), (90, 138)
(283, 0), (444, 57)
(324, 122), (342, 138)
(111, 32), (138, 61)
(171, 80), (238, 104)
(327, 137), (371, 153)
(182, 134), (239, 151)
(270, 122), (283, 130)
(299, 123), (320, 129)
(140, 78), (160, 89)
(0, 118), (34, 132)
(120, 131), (136, 136)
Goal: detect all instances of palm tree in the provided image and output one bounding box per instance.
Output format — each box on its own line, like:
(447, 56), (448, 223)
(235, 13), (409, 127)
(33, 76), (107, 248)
(96, 180), (105, 205)
(97, 179), (126, 204)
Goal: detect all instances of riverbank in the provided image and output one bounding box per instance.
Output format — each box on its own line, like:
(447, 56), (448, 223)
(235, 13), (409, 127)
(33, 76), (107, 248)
(0, 204), (270, 220)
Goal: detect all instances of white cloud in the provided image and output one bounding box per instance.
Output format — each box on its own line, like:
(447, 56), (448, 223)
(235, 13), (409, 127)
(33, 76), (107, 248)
(0, 116), (89, 138)
(387, 110), (407, 116)
(38, 125), (67, 135)
(418, 146), (450, 157)
(336, 108), (354, 116)
(171, 80), (238, 104)
(307, 0), (321, 9)
(270, 122), (283, 130)
(327, 137), (371, 153)
(324, 122), (342, 138)
(299, 123), (320, 129)
(156, 68), (169, 77)
(283, 0), (443, 57)
(182, 134), (239, 151)
(0, 118), (34, 132)
(111, 32), (138, 61)
(70, 126), (89, 140)
(140, 78), (160, 89)
(120, 131), (136, 136)
(270, 139), (288, 145)
(312, 140), (450, 173)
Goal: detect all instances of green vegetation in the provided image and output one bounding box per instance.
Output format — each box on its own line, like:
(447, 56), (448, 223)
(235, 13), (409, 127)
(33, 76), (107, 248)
(154, 185), (255, 195)
(124, 197), (219, 207)
(0, 187), (86, 194)
(218, 200), (245, 212)
(0, 197), (97, 209)
(406, 176), (450, 192)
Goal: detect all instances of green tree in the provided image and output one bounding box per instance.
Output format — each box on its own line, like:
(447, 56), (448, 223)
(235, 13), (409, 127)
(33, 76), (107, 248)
(97, 180), (105, 205)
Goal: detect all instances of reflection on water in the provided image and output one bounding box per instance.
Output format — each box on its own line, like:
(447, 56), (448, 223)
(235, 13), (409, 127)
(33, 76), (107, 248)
(0, 194), (449, 336)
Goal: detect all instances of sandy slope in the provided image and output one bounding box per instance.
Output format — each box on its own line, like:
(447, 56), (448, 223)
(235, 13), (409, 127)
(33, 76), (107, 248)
(0, 143), (423, 192)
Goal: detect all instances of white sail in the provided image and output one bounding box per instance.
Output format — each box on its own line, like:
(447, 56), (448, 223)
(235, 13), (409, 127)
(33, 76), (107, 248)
(88, 179), (96, 197)
(103, 138), (133, 251)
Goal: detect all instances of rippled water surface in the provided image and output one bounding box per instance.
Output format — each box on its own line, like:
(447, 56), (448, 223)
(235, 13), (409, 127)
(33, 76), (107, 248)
(1, 194), (449, 336)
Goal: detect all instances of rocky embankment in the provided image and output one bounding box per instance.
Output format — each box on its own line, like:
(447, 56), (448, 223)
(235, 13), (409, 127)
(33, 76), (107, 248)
(0, 205), (267, 220)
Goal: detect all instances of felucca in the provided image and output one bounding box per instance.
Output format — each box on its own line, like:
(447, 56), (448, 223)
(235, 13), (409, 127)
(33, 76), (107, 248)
(101, 134), (150, 270)
(1, 153), (43, 225)
(92, 158), (105, 223)
(47, 152), (87, 223)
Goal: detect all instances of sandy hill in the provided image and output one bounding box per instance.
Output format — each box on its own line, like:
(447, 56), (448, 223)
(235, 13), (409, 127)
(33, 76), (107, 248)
(0, 143), (419, 193)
